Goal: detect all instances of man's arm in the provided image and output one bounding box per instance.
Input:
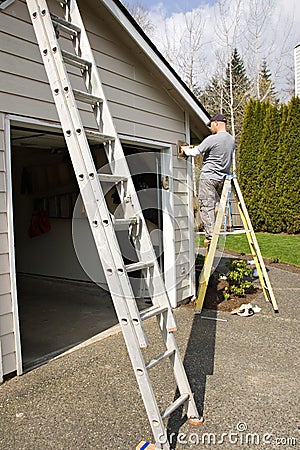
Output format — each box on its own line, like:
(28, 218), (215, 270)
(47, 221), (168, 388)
(180, 135), (212, 157)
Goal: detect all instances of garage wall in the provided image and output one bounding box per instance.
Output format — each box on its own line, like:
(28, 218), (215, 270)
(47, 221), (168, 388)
(0, 115), (19, 379)
(172, 155), (192, 303)
(0, 0), (186, 143)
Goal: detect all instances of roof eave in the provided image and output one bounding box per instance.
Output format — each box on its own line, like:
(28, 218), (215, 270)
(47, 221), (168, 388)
(99, 0), (211, 126)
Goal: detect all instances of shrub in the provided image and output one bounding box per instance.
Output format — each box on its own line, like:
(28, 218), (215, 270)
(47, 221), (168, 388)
(224, 259), (254, 299)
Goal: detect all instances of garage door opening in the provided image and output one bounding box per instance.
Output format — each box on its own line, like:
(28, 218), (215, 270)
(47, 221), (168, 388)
(10, 125), (163, 371)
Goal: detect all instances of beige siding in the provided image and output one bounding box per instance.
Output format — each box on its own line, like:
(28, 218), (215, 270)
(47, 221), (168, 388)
(172, 150), (192, 303)
(0, 0), (186, 142)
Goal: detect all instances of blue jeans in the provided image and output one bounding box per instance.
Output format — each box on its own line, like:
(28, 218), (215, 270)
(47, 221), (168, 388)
(198, 178), (224, 239)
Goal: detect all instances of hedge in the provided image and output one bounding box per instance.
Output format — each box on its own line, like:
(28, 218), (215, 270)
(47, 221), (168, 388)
(238, 98), (300, 234)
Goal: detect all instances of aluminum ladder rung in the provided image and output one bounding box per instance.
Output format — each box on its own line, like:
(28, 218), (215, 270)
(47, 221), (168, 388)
(140, 305), (168, 322)
(73, 89), (103, 105)
(85, 130), (115, 143)
(218, 229), (252, 235)
(161, 394), (190, 420)
(146, 349), (175, 370)
(125, 261), (154, 273)
(50, 13), (81, 35)
(97, 173), (127, 183)
(61, 50), (92, 70)
(114, 217), (138, 229)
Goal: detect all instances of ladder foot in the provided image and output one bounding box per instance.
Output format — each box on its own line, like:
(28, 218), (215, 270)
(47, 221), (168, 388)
(188, 416), (205, 426)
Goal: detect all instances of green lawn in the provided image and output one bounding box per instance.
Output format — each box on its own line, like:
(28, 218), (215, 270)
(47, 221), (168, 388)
(195, 233), (300, 267)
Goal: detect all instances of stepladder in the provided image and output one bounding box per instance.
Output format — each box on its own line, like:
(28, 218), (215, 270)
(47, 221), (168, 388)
(25, 0), (203, 448)
(195, 174), (279, 314)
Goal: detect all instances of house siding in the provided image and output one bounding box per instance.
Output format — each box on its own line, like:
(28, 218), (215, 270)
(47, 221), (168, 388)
(0, 0), (186, 141)
(172, 152), (191, 303)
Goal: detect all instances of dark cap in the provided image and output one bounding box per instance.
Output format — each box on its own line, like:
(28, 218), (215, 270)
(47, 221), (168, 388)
(209, 113), (226, 125)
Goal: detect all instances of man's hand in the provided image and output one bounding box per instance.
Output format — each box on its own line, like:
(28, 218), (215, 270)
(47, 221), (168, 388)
(179, 144), (194, 157)
(181, 144), (194, 154)
(177, 140), (194, 158)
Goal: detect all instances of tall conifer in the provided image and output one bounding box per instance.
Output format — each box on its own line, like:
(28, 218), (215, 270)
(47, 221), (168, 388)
(257, 103), (281, 231)
(276, 97), (300, 233)
(238, 100), (267, 228)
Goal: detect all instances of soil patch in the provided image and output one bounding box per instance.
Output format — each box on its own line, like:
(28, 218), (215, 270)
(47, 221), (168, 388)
(192, 250), (299, 313)
(202, 276), (262, 312)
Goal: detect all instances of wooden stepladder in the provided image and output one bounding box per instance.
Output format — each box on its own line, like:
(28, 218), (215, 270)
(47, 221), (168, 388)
(195, 174), (279, 314)
(26, 0), (203, 448)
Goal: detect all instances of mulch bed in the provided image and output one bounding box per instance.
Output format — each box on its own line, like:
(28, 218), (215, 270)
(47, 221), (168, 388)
(202, 276), (262, 312)
(193, 251), (299, 313)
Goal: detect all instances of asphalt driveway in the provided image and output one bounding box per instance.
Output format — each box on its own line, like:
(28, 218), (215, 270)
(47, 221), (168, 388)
(0, 264), (299, 449)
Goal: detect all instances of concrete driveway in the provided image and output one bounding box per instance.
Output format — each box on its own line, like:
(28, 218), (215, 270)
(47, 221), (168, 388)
(0, 264), (299, 449)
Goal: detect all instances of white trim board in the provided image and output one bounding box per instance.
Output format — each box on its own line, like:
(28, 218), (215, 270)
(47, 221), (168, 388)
(0, 338), (3, 383)
(185, 112), (196, 299)
(5, 115), (23, 375)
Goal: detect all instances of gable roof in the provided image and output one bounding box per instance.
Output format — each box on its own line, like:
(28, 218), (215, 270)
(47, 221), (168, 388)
(98, 0), (211, 128)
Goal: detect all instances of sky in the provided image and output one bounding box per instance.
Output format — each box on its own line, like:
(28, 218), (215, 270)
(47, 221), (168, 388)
(131, 0), (217, 16)
(125, 0), (300, 100)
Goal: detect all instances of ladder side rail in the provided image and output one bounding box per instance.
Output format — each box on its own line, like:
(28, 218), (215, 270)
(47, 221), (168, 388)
(158, 314), (203, 422)
(195, 178), (231, 312)
(232, 178), (279, 312)
(26, 0), (151, 347)
(64, 1), (175, 316)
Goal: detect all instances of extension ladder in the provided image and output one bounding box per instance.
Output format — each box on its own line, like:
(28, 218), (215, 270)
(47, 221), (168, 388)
(195, 174), (279, 313)
(26, 1), (203, 447)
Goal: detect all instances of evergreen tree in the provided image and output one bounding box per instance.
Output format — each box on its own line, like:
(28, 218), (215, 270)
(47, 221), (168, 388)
(238, 100), (267, 229)
(273, 103), (289, 232)
(257, 59), (278, 105)
(256, 103), (281, 231)
(275, 97), (300, 233)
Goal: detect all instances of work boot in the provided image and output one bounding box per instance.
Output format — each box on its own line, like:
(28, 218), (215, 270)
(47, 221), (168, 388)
(203, 238), (211, 247)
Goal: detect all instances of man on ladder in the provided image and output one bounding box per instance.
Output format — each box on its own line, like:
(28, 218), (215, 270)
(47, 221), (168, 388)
(179, 114), (278, 314)
(180, 113), (235, 246)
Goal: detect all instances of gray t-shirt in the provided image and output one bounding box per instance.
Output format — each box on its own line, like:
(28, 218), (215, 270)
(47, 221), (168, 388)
(185, 131), (235, 182)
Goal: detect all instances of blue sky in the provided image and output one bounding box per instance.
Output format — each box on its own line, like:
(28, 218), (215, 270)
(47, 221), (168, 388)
(127, 0), (216, 16)
(124, 0), (300, 100)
